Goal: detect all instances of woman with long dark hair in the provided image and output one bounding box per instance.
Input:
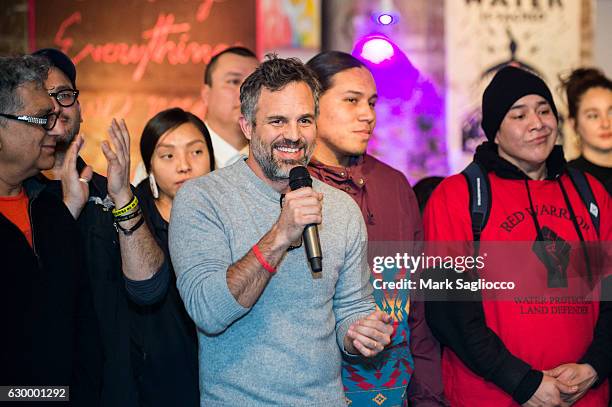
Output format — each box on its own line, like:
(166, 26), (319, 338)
(130, 107), (215, 406)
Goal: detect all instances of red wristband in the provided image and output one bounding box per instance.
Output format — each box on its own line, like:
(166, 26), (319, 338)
(252, 244), (276, 274)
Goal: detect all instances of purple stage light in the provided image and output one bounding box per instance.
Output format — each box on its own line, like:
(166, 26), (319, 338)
(352, 34), (448, 181)
(353, 34), (415, 94)
(359, 37), (395, 64)
(377, 13), (394, 25)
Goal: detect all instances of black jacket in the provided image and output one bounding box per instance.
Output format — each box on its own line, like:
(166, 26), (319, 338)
(569, 156), (612, 196)
(45, 164), (141, 406)
(130, 180), (200, 407)
(0, 176), (101, 406)
(44, 159), (178, 407)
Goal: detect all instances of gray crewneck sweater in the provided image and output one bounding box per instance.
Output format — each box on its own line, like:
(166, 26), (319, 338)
(169, 159), (375, 406)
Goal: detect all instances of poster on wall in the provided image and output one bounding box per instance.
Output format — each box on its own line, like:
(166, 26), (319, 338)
(445, 0), (582, 172)
(33, 0), (256, 177)
(258, 0), (320, 61)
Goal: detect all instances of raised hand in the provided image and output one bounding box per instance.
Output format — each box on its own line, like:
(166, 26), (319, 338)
(102, 118), (132, 208)
(61, 134), (93, 219)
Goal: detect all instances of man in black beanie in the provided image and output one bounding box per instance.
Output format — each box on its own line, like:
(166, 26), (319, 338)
(481, 66), (559, 143)
(33, 48), (169, 406)
(422, 65), (612, 406)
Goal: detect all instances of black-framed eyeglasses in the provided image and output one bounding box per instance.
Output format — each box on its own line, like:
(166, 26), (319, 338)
(0, 112), (58, 130)
(48, 89), (79, 107)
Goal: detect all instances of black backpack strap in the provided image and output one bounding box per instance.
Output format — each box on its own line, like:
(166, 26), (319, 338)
(461, 162), (490, 242)
(566, 167), (600, 237)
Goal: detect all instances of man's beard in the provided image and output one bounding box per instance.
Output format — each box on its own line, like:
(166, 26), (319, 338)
(55, 120), (80, 155)
(55, 132), (77, 154)
(251, 136), (314, 181)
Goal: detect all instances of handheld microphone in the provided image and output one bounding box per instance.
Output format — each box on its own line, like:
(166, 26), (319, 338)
(289, 166), (323, 274)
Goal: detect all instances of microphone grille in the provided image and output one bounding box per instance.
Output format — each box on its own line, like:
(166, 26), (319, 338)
(289, 166), (312, 190)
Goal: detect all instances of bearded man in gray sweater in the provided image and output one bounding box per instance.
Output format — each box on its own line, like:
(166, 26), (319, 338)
(169, 55), (393, 406)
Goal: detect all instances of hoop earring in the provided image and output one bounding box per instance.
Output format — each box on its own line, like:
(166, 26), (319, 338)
(149, 173), (159, 199)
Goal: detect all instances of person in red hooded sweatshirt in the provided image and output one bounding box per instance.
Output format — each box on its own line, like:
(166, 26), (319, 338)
(423, 66), (611, 407)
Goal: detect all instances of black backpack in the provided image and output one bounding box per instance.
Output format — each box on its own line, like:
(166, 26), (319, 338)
(462, 162), (601, 241)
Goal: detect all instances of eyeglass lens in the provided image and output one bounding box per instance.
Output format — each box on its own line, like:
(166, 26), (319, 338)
(53, 90), (78, 107)
(44, 113), (58, 130)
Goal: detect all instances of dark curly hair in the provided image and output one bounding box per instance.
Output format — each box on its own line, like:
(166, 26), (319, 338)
(240, 54), (321, 126)
(560, 67), (612, 119)
(0, 55), (49, 125)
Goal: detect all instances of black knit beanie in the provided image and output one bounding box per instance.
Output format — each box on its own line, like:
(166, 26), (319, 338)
(481, 66), (558, 141)
(32, 48), (77, 89)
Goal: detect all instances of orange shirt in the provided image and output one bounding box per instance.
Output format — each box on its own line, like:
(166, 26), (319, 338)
(0, 189), (32, 247)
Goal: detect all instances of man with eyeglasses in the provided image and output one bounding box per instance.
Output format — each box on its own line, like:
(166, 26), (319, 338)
(32, 49), (80, 173)
(0, 55), (101, 404)
(33, 48), (168, 406)
(0, 109), (58, 130)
